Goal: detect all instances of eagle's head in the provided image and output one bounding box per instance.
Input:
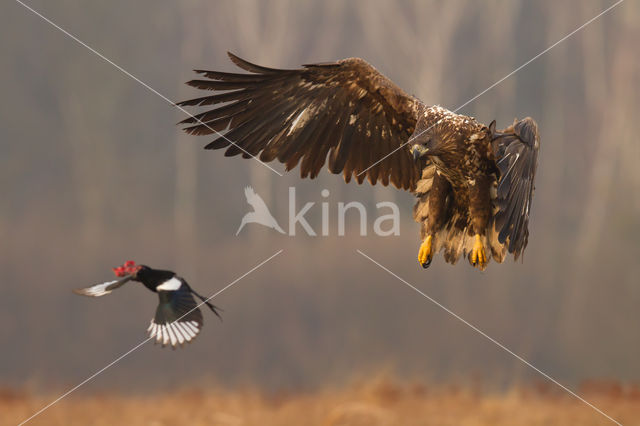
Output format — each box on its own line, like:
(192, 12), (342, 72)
(411, 142), (429, 161)
(410, 121), (462, 161)
(410, 129), (439, 160)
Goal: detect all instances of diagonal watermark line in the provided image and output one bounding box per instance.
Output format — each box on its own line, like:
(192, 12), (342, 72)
(18, 249), (284, 426)
(357, 0), (625, 177)
(14, 0), (283, 177)
(356, 249), (622, 425)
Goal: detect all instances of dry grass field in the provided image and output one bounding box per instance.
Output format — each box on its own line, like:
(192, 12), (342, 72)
(3, 378), (639, 426)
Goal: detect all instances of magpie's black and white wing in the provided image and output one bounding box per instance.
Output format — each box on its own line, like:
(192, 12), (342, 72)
(178, 52), (423, 190)
(148, 278), (203, 348)
(492, 117), (540, 259)
(73, 276), (131, 297)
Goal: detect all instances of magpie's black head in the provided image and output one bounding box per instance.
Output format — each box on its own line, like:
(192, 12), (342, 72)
(113, 260), (145, 279)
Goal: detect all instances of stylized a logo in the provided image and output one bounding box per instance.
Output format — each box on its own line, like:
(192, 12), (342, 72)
(236, 186), (285, 235)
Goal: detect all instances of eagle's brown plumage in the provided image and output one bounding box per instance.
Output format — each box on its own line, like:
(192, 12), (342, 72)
(178, 53), (421, 190)
(178, 53), (540, 270)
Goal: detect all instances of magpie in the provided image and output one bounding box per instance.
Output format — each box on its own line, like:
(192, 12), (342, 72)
(73, 261), (221, 348)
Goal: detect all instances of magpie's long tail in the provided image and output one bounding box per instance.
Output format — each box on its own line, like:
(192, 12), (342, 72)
(190, 288), (223, 320)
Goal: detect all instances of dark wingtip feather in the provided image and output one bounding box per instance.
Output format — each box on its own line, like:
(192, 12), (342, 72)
(185, 79), (203, 88)
(193, 69), (271, 82)
(228, 52), (272, 73)
(176, 96), (209, 107)
(204, 138), (230, 150)
(514, 117), (539, 148)
(227, 51), (295, 74)
(182, 123), (219, 136)
(302, 61), (341, 68)
(185, 79), (252, 90)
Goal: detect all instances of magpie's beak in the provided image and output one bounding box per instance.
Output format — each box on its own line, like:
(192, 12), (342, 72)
(411, 145), (428, 161)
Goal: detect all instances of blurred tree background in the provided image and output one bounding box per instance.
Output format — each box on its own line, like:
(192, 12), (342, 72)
(1, 0), (639, 393)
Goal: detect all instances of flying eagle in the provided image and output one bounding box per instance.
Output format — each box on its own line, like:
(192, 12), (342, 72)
(177, 53), (539, 270)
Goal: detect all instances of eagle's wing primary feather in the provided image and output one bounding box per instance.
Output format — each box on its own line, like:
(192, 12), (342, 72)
(492, 117), (540, 259)
(178, 52), (422, 190)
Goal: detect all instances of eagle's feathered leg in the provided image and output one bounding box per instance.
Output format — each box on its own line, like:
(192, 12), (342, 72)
(419, 172), (451, 268)
(468, 175), (491, 270)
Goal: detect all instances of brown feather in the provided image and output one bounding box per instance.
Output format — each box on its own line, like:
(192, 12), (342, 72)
(178, 54), (422, 189)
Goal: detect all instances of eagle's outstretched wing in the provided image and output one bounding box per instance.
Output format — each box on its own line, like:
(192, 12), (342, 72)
(178, 52), (422, 190)
(491, 117), (540, 259)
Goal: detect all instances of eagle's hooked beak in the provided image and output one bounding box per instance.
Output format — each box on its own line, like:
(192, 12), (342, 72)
(411, 144), (429, 161)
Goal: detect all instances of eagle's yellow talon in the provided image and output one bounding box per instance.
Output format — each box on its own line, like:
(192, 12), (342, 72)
(470, 234), (487, 269)
(418, 235), (433, 268)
